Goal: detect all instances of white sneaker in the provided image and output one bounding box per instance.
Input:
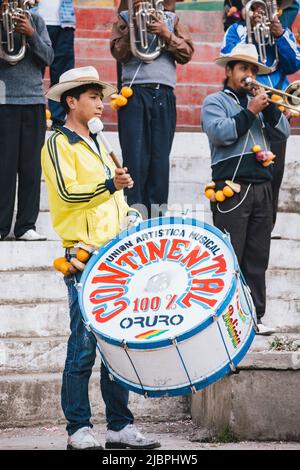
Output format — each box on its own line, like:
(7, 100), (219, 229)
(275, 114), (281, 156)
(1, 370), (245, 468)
(105, 424), (161, 449)
(256, 322), (275, 336)
(67, 427), (103, 450)
(16, 229), (47, 241)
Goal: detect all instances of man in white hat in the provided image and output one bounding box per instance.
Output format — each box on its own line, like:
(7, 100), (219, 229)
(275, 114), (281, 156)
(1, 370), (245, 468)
(202, 44), (290, 336)
(221, 1), (300, 235)
(41, 66), (160, 450)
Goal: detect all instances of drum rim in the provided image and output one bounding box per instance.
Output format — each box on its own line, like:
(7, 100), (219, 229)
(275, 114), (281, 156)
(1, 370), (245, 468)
(78, 217), (239, 350)
(98, 326), (256, 397)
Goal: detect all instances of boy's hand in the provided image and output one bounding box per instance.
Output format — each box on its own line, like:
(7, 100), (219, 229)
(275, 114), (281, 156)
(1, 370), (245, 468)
(148, 15), (170, 40)
(113, 167), (134, 190)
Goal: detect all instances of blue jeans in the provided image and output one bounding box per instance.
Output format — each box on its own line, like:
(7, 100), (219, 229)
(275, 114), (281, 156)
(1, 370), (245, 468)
(62, 274), (134, 436)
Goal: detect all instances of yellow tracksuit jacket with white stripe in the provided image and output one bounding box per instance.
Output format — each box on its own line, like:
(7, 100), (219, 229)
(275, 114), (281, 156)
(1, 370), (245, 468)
(41, 127), (130, 248)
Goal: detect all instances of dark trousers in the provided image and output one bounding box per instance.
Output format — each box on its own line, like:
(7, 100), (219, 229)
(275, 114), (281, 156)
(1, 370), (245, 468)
(212, 182), (273, 319)
(0, 104), (46, 238)
(270, 139), (287, 228)
(46, 26), (75, 126)
(118, 84), (176, 219)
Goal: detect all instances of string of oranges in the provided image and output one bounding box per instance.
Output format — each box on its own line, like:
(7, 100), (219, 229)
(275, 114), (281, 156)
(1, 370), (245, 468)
(111, 86), (134, 111)
(252, 144), (276, 167)
(204, 180), (241, 203)
(53, 248), (91, 276)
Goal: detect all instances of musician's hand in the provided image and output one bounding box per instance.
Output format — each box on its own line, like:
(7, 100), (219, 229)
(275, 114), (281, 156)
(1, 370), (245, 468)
(15, 14), (34, 37)
(270, 16), (284, 38)
(248, 90), (269, 114)
(113, 167), (134, 190)
(148, 16), (170, 39)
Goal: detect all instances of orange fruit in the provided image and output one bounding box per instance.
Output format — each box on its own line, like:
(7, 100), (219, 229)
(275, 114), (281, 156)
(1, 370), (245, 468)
(77, 248), (90, 263)
(53, 257), (72, 275)
(215, 190), (226, 202)
(271, 94), (283, 103)
(121, 86), (133, 98)
(110, 99), (119, 111)
(45, 109), (51, 120)
(222, 185), (234, 198)
(205, 188), (216, 202)
(278, 105), (285, 112)
(116, 95), (128, 107)
(278, 8), (283, 16)
(252, 144), (261, 153)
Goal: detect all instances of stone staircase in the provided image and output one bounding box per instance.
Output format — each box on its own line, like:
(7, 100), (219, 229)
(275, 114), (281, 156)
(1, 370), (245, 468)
(1, 2), (299, 436)
(0, 132), (299, 435)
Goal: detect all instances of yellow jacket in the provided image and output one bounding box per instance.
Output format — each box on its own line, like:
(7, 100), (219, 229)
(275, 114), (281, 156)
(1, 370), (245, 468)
(41, 127), (130, 248)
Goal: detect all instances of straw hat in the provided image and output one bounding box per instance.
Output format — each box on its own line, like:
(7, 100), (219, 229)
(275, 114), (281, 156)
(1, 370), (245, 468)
(215, 44), (272, 75)
(46, 66), (117, 102)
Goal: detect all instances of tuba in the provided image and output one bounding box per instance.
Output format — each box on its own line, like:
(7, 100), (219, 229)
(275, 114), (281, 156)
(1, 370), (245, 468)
(127, 0), (166, 62)
(244, 0), (292, 71)
(0, 0), (34, 65)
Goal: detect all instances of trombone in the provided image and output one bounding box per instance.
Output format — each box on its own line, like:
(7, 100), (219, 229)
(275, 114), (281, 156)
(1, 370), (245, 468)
(244, 77), (300, 114)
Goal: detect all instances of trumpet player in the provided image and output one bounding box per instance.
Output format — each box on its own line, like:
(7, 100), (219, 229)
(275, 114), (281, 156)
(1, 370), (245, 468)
(110, 0), (194, 219)
(220, 0), (300, 234)
(202, 44), (290, 334)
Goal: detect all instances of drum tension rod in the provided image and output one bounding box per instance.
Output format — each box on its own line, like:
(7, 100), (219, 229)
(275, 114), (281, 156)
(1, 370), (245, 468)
(172, 338), (196, 394)
(121, 340), (148, 398)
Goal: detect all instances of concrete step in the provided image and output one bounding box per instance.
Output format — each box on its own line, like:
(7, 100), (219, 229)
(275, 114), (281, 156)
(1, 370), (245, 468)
(0, 302), (69, 338)
(0, 372), (188, 428)
(0, 267), (298, 304)
(1, 326), (299, 372)
(1, 237), (300, 271)
(0, 296), (298, 343)
(0, 271), (66, 303)
(191, 354), (300, 440)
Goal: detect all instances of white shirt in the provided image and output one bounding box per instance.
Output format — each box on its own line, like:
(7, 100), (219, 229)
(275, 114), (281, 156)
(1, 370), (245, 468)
(37, 0), (61, 26)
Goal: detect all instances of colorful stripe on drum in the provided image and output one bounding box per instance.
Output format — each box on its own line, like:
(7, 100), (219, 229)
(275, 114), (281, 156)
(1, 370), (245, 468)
(135, 329), (169, 340)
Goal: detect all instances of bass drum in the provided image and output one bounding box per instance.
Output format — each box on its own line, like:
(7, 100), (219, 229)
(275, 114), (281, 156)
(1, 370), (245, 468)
(78, 217), (257, 397)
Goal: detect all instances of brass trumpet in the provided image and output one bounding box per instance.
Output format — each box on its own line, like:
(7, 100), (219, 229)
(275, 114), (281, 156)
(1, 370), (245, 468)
(245, 77), (300, 114)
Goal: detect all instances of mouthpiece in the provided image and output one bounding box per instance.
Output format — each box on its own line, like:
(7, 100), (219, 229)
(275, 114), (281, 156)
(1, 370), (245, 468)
(87, 117), (104, 134)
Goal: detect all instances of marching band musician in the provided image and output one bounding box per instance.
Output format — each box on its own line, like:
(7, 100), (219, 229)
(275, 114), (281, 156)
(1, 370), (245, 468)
(110, 0), (194, 219)
(0, 2), (53, 241)
(202, 44), (290, 335)
(220, 0), (300, 235)
(41, 66), (160, 450)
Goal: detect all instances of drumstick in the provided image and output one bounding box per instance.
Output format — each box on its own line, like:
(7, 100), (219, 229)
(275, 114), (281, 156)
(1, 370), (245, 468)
(87, 117), (121, 169)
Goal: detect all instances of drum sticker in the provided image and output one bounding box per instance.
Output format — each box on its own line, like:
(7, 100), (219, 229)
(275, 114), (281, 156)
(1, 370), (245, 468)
(81, 221), (238, 344)
(221, 290), (251, 350)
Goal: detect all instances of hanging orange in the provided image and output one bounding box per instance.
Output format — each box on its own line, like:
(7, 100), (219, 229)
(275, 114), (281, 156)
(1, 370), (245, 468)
(205, 188), (216, 202)
(53, 257), (72, 275)
(222, 186), (234, 198)
(77, 248), (90, 263)
(121, 86), (133, 98)
(116, 95), (128, 107)
(215, 190), (226, 202)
